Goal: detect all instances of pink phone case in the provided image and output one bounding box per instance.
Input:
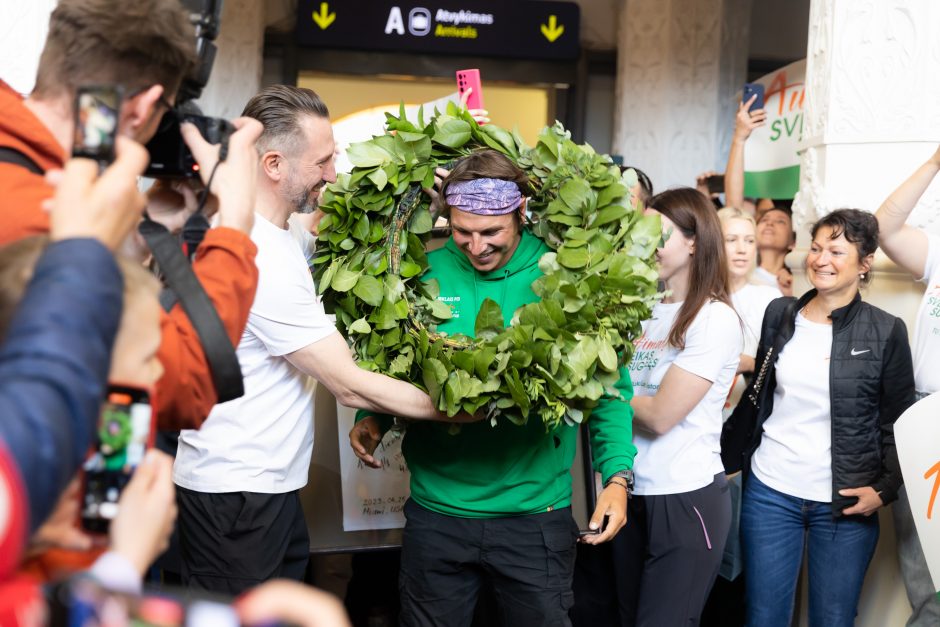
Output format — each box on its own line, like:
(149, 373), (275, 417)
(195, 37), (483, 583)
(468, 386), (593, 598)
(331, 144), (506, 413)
(456, 69), (484, 112)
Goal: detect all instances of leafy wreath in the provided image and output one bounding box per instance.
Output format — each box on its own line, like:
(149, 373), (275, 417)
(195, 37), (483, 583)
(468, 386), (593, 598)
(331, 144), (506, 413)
(313, 103), (661, 430)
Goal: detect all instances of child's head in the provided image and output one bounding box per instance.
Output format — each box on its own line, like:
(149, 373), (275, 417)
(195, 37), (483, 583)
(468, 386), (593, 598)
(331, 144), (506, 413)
(0, 236), (163, 388)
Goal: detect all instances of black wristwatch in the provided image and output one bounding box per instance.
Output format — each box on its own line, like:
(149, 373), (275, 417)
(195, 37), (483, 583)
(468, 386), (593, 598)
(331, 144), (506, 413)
(605, 469), (635, 492)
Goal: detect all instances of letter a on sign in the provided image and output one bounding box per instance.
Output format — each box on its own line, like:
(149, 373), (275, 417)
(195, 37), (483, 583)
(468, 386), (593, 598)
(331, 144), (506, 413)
(386, 7), (405, 35)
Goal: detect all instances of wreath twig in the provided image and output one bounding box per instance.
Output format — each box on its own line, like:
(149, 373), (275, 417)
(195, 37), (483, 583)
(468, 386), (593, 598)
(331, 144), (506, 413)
(313, 102), (662, 429)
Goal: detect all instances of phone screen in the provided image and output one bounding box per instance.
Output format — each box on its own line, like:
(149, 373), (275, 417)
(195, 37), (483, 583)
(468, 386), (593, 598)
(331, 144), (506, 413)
(73, 86), (121, 163)
(81, 385), (153, 533)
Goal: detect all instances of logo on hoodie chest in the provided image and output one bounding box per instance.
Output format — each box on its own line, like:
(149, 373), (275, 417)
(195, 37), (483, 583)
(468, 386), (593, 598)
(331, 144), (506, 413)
(438, 296), (461, 318)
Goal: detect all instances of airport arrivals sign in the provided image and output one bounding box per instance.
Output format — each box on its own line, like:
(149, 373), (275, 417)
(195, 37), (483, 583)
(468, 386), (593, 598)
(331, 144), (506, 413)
(295, 1), (581, 61)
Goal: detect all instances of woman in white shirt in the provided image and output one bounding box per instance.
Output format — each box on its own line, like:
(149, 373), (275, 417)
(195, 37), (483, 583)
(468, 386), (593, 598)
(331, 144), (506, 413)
(604, 188), (743, 626)
(718, 207), (782, 381)
(702, 208), (781, 627)
(724, 209), (913, 627)
(874, 147), (940, 626)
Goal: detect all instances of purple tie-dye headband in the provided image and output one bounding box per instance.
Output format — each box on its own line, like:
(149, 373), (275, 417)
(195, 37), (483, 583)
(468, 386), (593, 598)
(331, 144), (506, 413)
(444, 178), (523, 216)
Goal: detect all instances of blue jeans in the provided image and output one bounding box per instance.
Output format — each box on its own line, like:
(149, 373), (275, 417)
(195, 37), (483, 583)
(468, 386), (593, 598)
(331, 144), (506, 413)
(741, 474), (879, 627)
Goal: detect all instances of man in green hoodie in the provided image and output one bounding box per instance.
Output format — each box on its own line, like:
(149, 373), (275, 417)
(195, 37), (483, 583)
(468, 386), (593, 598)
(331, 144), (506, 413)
(350, 150), (636, 627)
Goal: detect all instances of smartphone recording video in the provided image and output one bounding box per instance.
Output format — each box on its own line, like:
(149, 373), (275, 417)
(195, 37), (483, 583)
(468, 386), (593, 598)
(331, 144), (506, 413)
(706, 174), (725, 195)
(742, 82), (765, 112)
(73, 85), (122, 164)
(456, 69), (484, 114)
(81, 385), (153, 533)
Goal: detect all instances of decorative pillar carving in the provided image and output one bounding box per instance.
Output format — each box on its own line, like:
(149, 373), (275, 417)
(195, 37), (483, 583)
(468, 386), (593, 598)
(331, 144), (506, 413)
(611, 0), (751, 190)
(795, 0), (940, 232)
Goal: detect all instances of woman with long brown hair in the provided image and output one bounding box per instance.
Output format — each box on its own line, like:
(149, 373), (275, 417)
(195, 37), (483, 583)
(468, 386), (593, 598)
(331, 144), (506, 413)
(618, 188), (742, 625)
(574, 188), (742, 626)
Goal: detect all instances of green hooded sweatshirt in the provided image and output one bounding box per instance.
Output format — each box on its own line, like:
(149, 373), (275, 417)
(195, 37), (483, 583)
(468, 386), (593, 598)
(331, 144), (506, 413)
(358, 229), (636, 518)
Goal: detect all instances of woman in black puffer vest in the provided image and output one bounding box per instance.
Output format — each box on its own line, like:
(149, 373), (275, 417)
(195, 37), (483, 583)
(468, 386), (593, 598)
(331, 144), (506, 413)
(721, 209), (914, 627)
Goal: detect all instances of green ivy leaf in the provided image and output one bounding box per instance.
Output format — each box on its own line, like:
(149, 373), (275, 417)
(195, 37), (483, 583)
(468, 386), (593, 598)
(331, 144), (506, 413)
(429, 299), (453, 320)
(349, 318), (372, 334)
(559, 178), (592, 211)
(367, 167), (388, 190)
(598, 340), (618, 372)
(474, 299), (505, 338)
(409, 208), (433, 234)
(433, 118), (472, 148)
(352, 275), (384, 306)
(331, 268), (361, 292)
(347, 142), (392, 168)
(557, 246), (590, 269)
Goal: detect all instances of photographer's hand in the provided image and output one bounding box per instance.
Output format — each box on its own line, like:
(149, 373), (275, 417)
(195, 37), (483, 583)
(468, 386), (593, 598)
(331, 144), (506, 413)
(48, 136), (149, 250)
(180, 117), (263, 234)
(109, 450), (177, 576)
(237, 580), (351, 627)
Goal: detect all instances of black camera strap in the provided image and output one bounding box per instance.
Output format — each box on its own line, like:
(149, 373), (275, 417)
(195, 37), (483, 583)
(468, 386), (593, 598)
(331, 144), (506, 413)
(0, 147), (43, 175)
(139, 215), (244, 403)
(0, 145), (244, 404)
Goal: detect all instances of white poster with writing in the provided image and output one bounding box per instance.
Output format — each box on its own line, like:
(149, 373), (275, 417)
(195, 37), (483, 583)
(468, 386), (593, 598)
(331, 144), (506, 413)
(336, 403), (411, 532)
(895, 393), (940, 594)
(742, 59), (806, 200)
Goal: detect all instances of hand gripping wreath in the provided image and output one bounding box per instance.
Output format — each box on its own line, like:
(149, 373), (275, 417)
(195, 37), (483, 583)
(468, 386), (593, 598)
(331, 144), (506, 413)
(313, 103), (662, 430)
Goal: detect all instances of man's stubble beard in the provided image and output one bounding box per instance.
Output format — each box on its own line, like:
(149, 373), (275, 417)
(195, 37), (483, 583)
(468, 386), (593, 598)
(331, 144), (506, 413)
(285, 168), (321, 215)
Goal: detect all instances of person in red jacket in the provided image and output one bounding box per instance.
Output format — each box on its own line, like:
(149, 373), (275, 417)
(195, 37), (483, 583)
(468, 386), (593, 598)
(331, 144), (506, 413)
(0, 0), (259, 432)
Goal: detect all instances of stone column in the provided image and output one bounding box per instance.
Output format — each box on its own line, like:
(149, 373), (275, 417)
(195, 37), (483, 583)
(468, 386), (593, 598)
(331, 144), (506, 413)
(790, 3), (940, 624)
(795, 0), (940, 230)
(611, 0), (752, 190)
(791, 0), (940, 302)
(194, 0), (266, 119)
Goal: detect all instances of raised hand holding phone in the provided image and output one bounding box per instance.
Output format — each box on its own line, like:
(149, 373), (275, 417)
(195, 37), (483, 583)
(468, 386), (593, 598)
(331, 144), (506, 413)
(81, 385), (155, 534)
(457, 69), (489, 125)
(73, 85), (121, 165)
(742, 82), (765, 112)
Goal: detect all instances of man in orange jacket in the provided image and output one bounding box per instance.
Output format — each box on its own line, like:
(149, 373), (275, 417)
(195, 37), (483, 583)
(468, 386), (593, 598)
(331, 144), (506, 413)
(0, 0), (263, 580)
(0, 0), (258, 432)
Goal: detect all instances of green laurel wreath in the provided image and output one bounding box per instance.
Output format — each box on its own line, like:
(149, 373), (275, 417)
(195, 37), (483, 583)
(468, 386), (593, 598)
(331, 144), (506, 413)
(313, 102), (661, 430)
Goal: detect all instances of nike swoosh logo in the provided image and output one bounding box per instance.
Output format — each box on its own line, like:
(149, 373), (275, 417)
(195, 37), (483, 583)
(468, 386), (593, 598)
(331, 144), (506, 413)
(850, 348), (871, 356)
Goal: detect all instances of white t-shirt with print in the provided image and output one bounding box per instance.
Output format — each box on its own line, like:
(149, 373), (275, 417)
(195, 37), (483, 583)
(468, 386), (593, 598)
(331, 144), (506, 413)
(629, 300), (742, 495)
(914, 233), (940, 394)
(723, 283), (782, 419)
(174, 215), (337, 494)
(751, 312), (833, 502)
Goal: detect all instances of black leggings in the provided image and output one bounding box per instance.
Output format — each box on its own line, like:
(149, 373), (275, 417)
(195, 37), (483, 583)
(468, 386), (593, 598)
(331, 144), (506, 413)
(572, 473), (731, 627)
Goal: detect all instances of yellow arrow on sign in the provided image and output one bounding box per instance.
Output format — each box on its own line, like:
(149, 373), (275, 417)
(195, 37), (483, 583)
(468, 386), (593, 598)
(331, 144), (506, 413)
(541, 15), (564, 42)
(312, 2), (336, 30)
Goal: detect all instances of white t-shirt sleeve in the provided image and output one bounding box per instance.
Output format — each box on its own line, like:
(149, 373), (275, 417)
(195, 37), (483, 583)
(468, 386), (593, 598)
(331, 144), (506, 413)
(673, 302), (743, 383)
(918, 233), (940, 284)
(249, 227), (336, 357)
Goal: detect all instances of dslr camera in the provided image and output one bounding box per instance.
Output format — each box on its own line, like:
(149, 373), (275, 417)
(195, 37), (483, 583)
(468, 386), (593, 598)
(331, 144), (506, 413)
(145, 0), (233, 178)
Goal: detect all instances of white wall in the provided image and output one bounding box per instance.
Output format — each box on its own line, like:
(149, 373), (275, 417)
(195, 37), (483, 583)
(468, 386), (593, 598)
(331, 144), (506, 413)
(0, 1), (57, 95)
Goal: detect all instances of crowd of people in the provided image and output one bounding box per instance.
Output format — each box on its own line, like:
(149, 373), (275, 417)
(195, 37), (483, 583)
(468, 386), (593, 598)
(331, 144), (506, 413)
(0, 1), (937, 626)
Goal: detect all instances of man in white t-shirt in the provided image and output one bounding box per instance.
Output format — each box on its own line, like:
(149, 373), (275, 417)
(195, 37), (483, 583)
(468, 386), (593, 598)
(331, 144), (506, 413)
(173, 85), (461, 595)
